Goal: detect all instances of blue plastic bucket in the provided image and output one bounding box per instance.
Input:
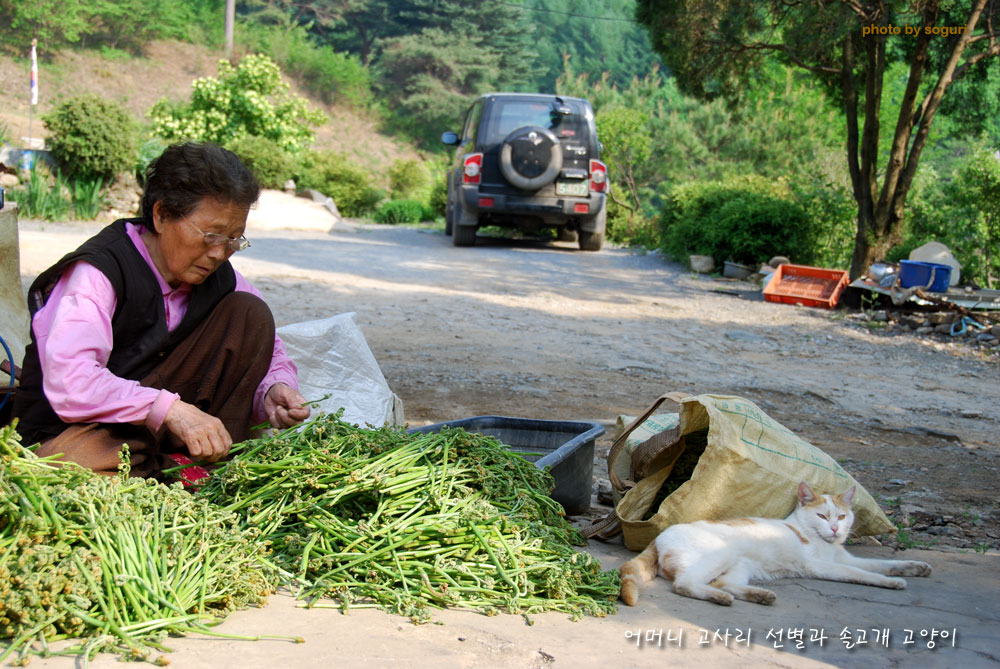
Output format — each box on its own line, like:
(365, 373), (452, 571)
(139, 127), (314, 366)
(19, 150), (38, 171)
(899, 260), (951, 292)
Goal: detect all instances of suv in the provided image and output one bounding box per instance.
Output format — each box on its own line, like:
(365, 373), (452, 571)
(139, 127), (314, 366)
(441, 93), (608, 251)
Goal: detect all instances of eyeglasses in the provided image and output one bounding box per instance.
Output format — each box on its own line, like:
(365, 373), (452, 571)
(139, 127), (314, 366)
(179, 215), (251, 252)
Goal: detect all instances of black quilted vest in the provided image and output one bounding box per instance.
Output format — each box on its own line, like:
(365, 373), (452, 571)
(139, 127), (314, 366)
(13, 219), (236, 444)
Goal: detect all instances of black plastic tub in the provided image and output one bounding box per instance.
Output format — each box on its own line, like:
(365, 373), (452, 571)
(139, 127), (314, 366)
(407, 416), (605, 516)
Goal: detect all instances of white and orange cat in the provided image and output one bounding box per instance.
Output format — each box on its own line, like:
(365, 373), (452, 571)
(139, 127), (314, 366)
(619, 481), (932, 606)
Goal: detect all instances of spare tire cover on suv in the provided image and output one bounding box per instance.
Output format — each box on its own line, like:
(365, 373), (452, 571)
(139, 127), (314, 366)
(499, 126), (564, 191)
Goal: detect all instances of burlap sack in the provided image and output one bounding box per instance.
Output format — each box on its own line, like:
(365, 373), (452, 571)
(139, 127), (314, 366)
(611, 394), (894, 551)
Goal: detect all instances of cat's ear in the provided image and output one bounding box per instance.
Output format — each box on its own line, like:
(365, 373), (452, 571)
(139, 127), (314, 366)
(797, 481), (816, 506)
(839, 486), (856, 506)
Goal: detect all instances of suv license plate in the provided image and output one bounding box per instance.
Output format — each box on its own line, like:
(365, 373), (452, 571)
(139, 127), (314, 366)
(556, 180), (589, 196)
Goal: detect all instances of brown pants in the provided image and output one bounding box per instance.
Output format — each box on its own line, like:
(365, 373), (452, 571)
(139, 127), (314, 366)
(35, 292), (275, 478)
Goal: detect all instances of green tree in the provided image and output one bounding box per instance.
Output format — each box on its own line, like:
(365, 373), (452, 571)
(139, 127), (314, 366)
(522, 0), (662, 92)
(80, 0), (222, 51)
(267, 0), (410, 66)
(378, 15), (536, 147)
(0, 0), (88, 52)
(595, 107), (652, 231)
(635, 0), (1000, 278)
(0, 0), (223, 54)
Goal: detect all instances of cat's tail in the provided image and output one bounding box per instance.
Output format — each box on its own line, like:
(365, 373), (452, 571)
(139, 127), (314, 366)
(619, 541), (660, 606)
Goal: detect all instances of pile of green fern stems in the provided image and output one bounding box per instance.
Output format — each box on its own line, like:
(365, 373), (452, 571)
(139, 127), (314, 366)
(1, 414), (619, 663)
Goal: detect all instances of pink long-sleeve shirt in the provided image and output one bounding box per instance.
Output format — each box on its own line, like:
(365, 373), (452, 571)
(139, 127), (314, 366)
(31, 222), (298, 431)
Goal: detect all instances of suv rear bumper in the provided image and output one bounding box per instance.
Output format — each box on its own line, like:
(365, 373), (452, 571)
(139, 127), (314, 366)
(458, 186), (606, 231)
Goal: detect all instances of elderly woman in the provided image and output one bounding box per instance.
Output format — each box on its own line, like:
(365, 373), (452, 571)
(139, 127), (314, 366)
(13, 142), (309, 477)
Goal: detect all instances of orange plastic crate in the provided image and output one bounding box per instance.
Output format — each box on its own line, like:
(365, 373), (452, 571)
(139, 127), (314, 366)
(763, 264), (849, 309)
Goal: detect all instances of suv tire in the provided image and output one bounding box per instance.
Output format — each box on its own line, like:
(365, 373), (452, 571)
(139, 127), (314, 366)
(499, 126), (563, 191)
(453, 205), (478, 247)
(578, 210), (606, 251)
(578, 230), (604, 251)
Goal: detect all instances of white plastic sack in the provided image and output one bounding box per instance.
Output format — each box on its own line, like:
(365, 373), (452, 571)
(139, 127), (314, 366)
(276, 313), (404, 427)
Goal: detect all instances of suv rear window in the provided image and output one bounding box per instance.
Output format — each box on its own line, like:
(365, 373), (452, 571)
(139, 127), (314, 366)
(481, 100), (589, 144)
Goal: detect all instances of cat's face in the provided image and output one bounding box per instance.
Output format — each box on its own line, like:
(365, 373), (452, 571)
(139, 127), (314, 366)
(797, 482), (856, 544)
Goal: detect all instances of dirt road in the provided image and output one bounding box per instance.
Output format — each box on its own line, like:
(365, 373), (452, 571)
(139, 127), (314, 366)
(16, 208), (999, 552)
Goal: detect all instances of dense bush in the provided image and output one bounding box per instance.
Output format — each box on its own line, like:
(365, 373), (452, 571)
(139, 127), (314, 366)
(295, 150), (383, 217)
(373, 199), (425, 224)
(226, 135), (294, 189)
(149, 54), (326, 153)
(788, 149), (857, 270)
(388, 158), (428, 200)
(660, 175), (815, 267)
(42, 95), (138, 181)
(427, 172), (448, 218)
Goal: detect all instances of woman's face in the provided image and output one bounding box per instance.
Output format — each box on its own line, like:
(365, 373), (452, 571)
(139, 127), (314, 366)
(151, 197), (249, 287)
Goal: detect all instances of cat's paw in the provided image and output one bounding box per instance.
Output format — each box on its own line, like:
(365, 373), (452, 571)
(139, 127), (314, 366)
(888, 561), (931, 577)
(709, 592), (734, 606)
(884, 577), (906, 589)
(748, 589), (776, 605)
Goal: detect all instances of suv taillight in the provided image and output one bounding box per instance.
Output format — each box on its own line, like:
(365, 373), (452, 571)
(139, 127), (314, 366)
(589, 159), (607, 193)
(463, 153), (483, 185)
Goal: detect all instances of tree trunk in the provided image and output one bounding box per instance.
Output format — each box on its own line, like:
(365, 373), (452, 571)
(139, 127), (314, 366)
(850, 207), (904, 279)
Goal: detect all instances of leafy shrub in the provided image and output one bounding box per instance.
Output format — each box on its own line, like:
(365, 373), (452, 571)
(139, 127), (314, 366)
(290, 50), (371, 108)
(149, 54), (326, 153)
(42, 95), (138, 181)
(374, 199), (425, 224)
(226, 135), (294, 189)
(427, 173), (448, 218)
(388, 159), (428, 200)
(606, 195), (661, 248)
(294, 150), (383, 217)
(660, 175), (815, 267)
(891, 149), (1000, 288)
(135, 137), (168, 182)
(422, 203), (440, 222)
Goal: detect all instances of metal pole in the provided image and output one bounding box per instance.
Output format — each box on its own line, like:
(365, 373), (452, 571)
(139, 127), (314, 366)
(225, 0), (235, 58)
(28, 38), (37, 151)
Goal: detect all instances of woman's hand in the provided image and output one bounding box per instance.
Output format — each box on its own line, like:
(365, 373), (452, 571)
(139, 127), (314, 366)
(264, 383), (311, 429)
(163, 400), (233, 462)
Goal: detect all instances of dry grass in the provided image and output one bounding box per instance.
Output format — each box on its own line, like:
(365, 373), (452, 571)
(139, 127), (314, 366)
(0, 40), (422, 180)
